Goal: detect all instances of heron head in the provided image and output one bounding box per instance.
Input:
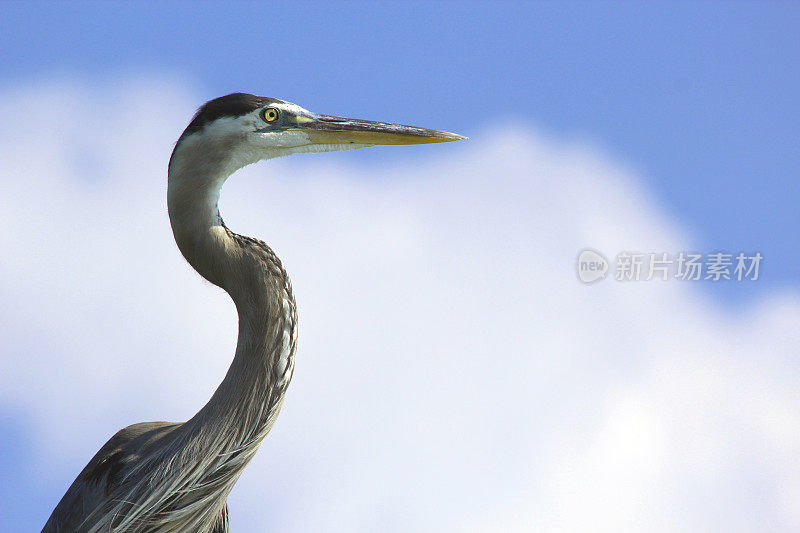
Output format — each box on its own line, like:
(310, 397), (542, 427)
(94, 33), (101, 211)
(169, 93), (465, 177)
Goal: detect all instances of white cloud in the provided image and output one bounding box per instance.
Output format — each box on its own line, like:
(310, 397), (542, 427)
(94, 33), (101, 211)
(1, 77), (799, 532)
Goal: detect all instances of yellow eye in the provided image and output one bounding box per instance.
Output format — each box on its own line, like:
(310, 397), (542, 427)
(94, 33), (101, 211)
(262, 108), (279, 122)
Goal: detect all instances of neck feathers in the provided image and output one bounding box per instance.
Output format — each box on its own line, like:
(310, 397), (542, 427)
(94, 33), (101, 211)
(167, 131), (298, 422)
(152, 137), (298, 528)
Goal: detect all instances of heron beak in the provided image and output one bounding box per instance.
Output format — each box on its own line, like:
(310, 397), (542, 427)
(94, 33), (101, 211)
(292, 113), (466, 145)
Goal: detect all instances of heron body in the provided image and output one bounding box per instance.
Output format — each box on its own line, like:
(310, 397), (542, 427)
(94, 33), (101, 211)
(43, 93), (463, 532)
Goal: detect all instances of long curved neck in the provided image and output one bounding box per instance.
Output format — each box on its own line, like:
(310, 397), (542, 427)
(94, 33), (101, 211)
(84, 146), (299, 533)
(167, 145), (297, 473)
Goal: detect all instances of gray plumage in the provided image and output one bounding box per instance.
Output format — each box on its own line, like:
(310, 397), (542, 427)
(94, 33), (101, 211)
(43, 93), (464, 532)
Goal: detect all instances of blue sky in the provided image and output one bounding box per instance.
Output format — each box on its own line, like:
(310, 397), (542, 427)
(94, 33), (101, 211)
(2, 2), (800, 531)
(2, 1), (798, 306)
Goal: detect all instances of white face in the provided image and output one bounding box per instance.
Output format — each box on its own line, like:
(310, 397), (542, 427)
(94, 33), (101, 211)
(168, 95), (462, 238)
(171, 101), (368, 183)
(170, 98), (462, 183)
(208, 101), (370, 165)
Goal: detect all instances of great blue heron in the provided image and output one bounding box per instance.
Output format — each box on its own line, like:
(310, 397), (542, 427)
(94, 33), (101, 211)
(42, 93), (464, 532)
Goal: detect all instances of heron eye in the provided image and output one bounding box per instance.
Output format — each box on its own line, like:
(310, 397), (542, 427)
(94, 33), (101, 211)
(262, 108), (279, 122)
